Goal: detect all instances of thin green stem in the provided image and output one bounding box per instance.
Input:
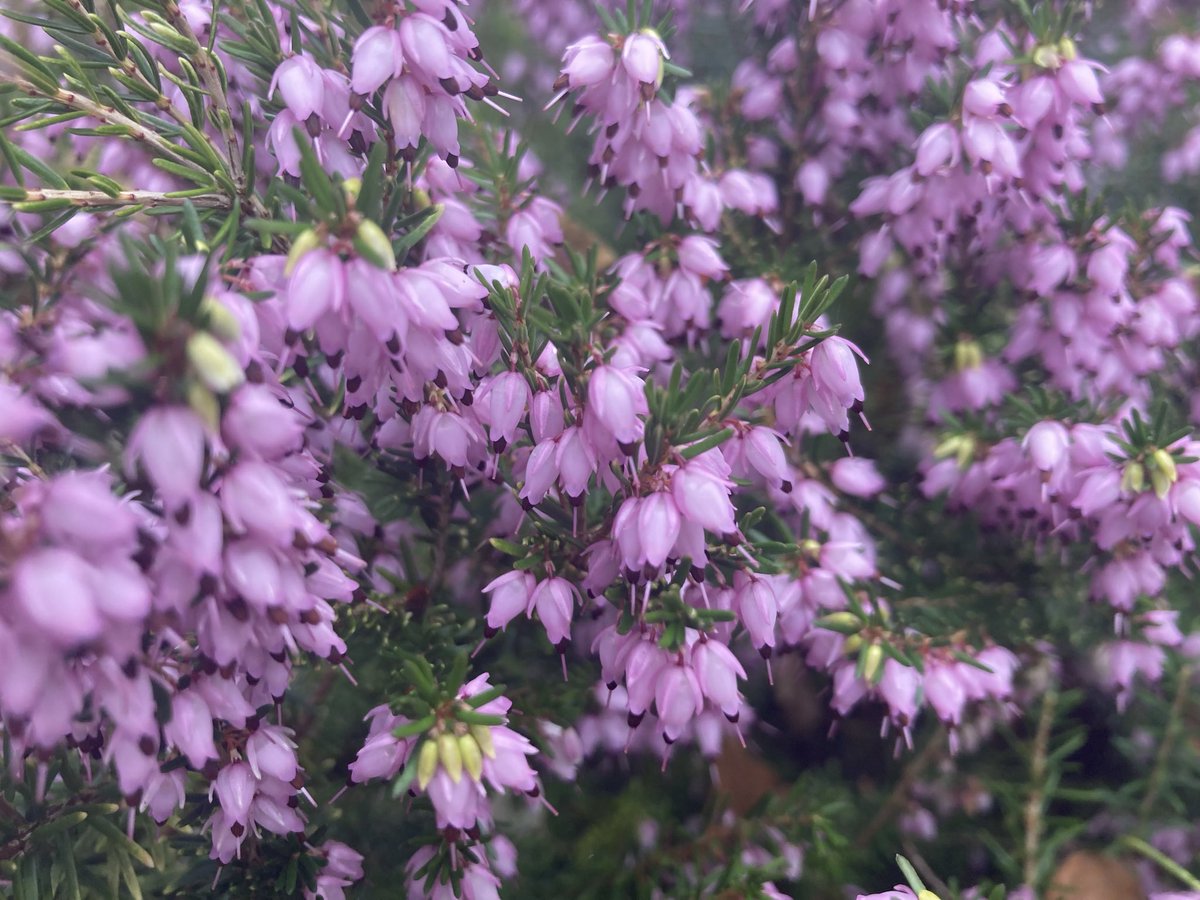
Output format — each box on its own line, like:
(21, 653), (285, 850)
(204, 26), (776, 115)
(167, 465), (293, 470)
(1120, 835), (1200, 892)
(1023, 685), (1057, 889)
(1138, 664), (1192, 824)
(855, 725), (947, 849)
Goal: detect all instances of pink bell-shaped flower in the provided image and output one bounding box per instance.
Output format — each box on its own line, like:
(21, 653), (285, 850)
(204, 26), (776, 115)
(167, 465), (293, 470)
(351, 26), (404, 96)
(270, 54), (325, 121)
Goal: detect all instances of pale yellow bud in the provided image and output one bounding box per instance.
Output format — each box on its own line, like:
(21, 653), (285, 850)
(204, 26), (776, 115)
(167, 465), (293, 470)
(353, 219), (397, 271)
(199, 297), (241, 342)
(416, 739), (439, 790)
(458, 734), (484, 781)
(956, 436), (976, 469)
(861, 642), (885, 683)
(1148, 448), (1178, 498)
(815, 612), (863, 635)
(954, 339), (983, 372)
(1122, 460), (1146, 495)
(186, 332), (244, 394)
(1150, 448), (1178, 484)
(438, 732), (463, 783)
(933, 432), (980, 467)
(186, 382), (220, 431)
(470, 724), (496, 759)
(934, 434), (965, 461)
(284, 228), (322, 276)
(1150, 467), (1173, 500)
(1033, 44), (1062, 69)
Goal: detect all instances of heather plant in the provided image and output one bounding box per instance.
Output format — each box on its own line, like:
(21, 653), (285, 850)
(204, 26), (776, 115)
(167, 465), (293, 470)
(0, 0), (1198, 898)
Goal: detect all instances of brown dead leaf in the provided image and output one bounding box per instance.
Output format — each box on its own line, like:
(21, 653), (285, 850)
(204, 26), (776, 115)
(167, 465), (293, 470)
(713, 737), (783, 817)
(771, 652), (824, 738)
(559, 216), (617, 272)
(1045, 850), (1145, 900)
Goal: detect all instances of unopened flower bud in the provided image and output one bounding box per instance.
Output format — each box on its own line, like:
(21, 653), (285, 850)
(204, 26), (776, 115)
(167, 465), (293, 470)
(353, 219), (396, 271)
(458, 733), (483, 781)
(416, 738), (439, 790)
(816, 612), (864, 635)
(1058, 37), (1077, 61)
(186, 382), (221, 431)
(469, 724), (496, 759)
(187, 332), (244, 393)
(934, 434), (976, 468)
(1150, 448), (1177, 482)
(343, 177), (363, 202)
(1122, 460), (1146, 495)
(843, 634), (863, 656)
(861, 642), (885, 683)
(437, 732), (462, 783)
(953, 338), (983, 372)
(934, 435), (962, 460)
(1149, 449), (1177, 498)
(199, 297), (241, 342)
(285, 228), (322, 276)
(1033, 44), (1062, 69)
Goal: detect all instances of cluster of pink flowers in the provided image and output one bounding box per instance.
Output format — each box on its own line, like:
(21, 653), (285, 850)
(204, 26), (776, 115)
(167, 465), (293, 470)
(269, 0), (502, 176)
(349, 675), (538, 834)
(552, 30), (775, 228)
(923, 418), (1200, 705)
(4, 0), (1200, 895)
(1098, 33), (1200, 178)
(0, 271), (358, 866)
